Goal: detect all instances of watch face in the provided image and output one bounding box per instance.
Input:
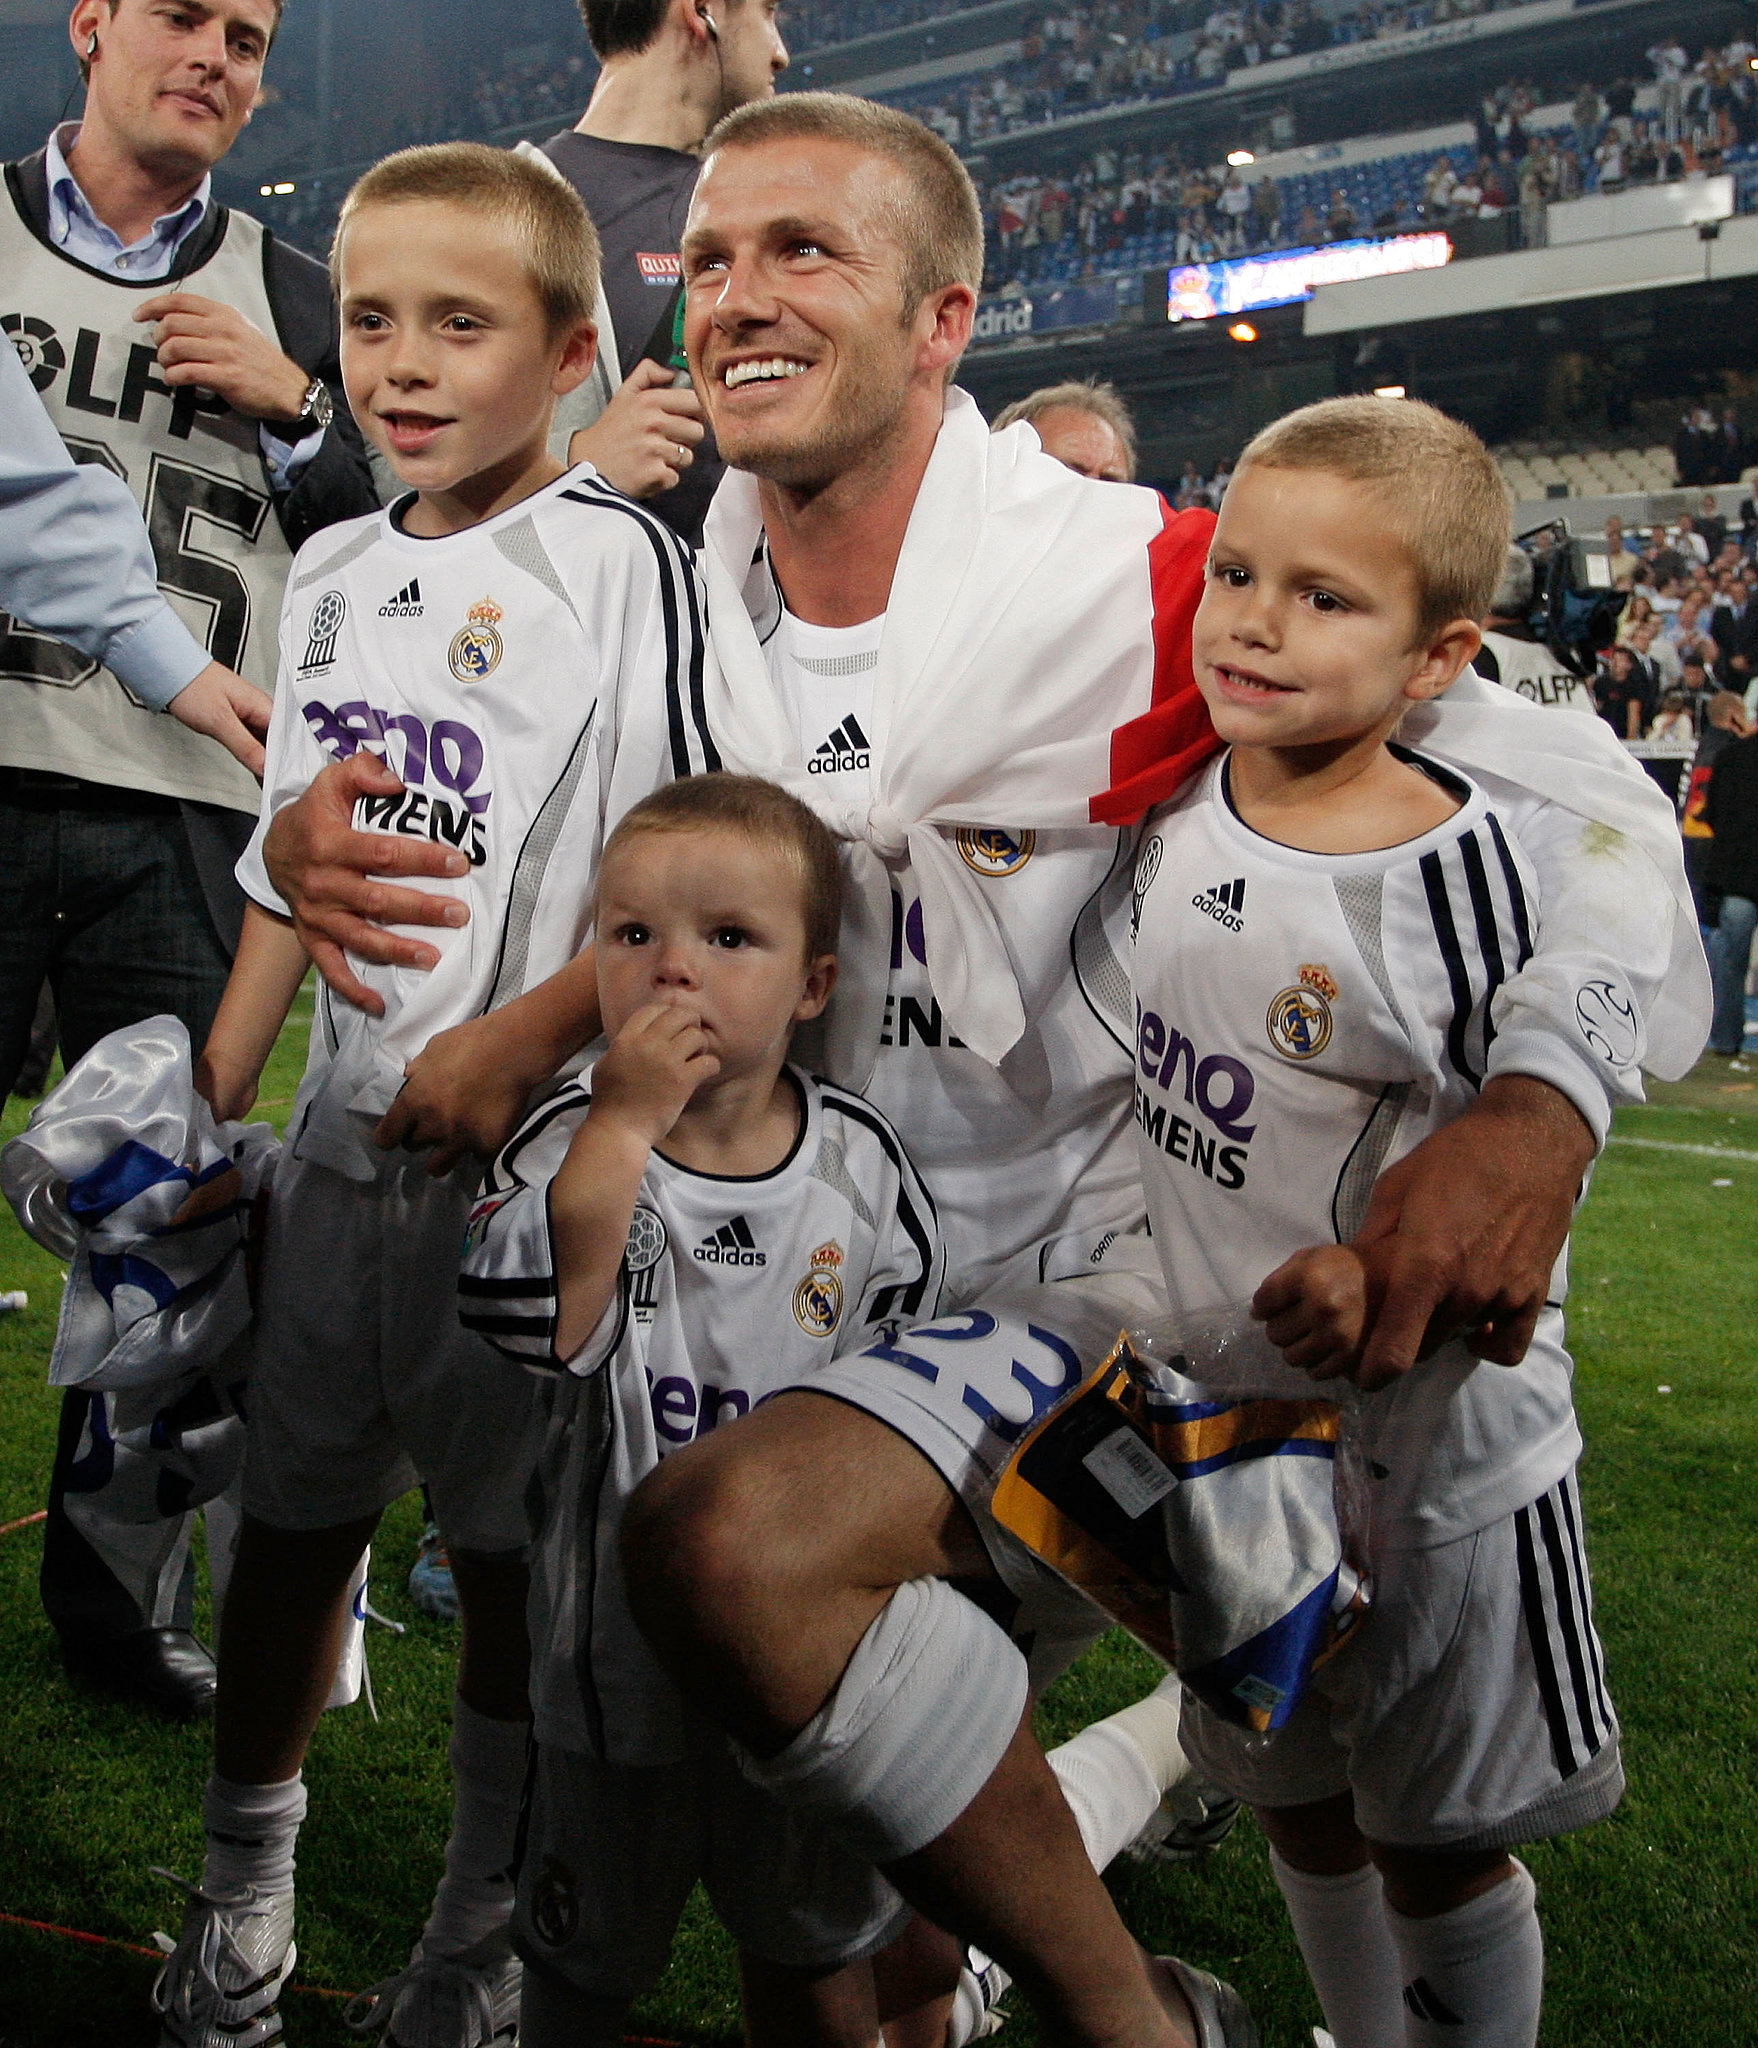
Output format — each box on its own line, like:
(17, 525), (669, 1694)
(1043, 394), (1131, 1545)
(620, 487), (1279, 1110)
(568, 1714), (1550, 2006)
(307, 380), (335, 430)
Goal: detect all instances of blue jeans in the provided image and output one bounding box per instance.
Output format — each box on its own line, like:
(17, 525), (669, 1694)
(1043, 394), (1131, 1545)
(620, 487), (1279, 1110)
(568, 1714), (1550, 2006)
(1710, 893), (1758, 1054)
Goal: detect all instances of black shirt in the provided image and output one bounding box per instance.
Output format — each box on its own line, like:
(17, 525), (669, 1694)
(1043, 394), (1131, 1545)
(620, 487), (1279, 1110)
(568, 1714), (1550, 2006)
(541, 129), (722, 543)
(1704, 732), (1758, 898)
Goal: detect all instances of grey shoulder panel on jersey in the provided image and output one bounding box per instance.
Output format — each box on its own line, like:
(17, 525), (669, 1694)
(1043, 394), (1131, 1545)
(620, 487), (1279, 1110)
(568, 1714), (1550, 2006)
(1071, 834), (1134, 1053)
(494, 516), (583, 627)
(809, 1134), (879, 1232)
(1332, 871), (1413, 1045)
(292, 523), (381, 591)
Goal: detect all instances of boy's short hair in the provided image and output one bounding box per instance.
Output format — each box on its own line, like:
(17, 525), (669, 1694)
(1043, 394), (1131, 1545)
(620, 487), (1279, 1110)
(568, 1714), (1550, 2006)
(704, 93), (983, 314)
(1237, 397), (1511, 641)
(332, 143), (602, 336)
(604, 775), (843, 959)
(991, 379), (1138, 479)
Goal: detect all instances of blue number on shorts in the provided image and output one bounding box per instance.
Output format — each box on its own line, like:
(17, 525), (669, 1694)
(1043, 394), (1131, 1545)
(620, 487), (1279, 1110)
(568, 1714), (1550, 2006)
(860, 1312), (999, 1386)
(960, 1322), (1084, 1444)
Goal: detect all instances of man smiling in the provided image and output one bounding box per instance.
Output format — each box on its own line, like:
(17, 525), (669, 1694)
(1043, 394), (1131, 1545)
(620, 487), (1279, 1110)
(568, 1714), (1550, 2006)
(1, 0), (376, 1718)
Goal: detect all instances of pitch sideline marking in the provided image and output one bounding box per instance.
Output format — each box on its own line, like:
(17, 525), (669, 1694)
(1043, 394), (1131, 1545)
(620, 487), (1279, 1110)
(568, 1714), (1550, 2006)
(0, 1509), (46, 1539)
(1607, 1135), (1758, 1164)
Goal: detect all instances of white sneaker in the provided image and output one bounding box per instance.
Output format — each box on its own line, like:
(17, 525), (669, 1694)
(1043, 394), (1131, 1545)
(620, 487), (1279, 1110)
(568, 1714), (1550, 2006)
(342, 1934), (520, 2048)
(1157, 1956), (1260, 2048)
(1127, 1776), (1243, 1866)
(947, 1944), (1012, 2046)
(149, 1868), (296, 2048)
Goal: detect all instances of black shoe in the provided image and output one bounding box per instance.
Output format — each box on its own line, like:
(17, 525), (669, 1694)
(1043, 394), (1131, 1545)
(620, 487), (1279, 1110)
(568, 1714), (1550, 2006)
(61, 1625), (218, 1719)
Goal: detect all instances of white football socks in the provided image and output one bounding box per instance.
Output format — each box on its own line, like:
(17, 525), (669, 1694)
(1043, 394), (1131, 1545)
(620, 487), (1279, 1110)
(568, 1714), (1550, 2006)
(418, 1696), (530, 1960)
(1269, 1848), (1404, 2048)
(1387, 1860), (1543, 2048)
(201, 1772), (307, 1899)
(1047, 1671), (1187, 1871)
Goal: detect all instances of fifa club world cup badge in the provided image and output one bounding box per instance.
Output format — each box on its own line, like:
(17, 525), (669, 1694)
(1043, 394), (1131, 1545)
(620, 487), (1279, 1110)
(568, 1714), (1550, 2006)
(956, 826), (1036, 877)
(793, 1240), (845, 1337)
(450, 597), (504, 682)
(1267, 963), (1339, 1062)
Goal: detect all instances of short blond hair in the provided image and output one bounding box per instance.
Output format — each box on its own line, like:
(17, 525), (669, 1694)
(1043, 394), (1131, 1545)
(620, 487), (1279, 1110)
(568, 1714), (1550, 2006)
(703, 93), (983, 314)
(992, 379), (1138, 479)
(332, 144), (602, 336)
(1237, 397), (1510, 639)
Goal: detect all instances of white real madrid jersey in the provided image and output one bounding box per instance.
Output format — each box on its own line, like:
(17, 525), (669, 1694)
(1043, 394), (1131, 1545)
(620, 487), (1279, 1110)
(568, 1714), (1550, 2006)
(754, 581), (1144, 1302)
(239, 469), (717, 1176)
(0, 194), (288, 810)
(1131, 751), (1587, 1547)
(458, 1066), (944, 1760)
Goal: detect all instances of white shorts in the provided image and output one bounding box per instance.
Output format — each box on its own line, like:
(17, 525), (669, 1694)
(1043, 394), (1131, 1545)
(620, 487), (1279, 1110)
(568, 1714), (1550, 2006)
(513, 1737), (911, 1995)
(241, 1145), (545, 1553)
(1177, 1467), (1622, 1851)
(800, 1228), (1166, 1689)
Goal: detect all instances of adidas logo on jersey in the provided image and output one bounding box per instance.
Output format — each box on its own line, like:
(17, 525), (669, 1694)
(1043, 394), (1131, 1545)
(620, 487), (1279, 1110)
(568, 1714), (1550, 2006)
(808, 715), (871, 776)
(694, 1216), (767, 1266)
(1192, 877), (1245, 931)
(378, 578), (424, 618)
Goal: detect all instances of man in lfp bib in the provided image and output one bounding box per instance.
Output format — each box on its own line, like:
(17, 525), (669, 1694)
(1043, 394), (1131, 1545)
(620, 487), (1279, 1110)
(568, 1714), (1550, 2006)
(1, 0), (378, 1718)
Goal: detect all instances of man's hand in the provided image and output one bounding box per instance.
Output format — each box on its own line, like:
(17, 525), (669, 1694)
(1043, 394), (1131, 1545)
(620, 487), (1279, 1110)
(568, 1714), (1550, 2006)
(135, 292), (311, 424)
(166, 661), (272, 777)
(591, 1003), (718, 1148)
(262, 753), (468, 1016)
(568, 361), (706, 499)
(1344, 1075), (1595, 1390)
(375, 1012), (552, 1175)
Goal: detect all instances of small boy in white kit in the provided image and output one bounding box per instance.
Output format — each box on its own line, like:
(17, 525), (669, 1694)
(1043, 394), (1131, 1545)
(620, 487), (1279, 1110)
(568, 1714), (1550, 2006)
(459, 775), (946, 2047)
(1128, 398), (1679, 2048)
(151, 144), (713, 2048)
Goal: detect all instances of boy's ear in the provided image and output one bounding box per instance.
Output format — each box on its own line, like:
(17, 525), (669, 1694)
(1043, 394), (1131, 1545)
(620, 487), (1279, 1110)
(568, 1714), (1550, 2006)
(795, 954), (838, 1023)
(552, 319), (600, 399)
(1405, 617), (1483, 703)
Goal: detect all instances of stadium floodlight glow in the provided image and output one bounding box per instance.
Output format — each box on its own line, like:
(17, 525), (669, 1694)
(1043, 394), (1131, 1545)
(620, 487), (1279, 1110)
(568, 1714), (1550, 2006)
(1167, 232), (1452, 324)
(273, 181), (296, 195)
(1373, 383), (1407, 397)
(1227, 149), (1255, 167)
(1228, 321), (1258, 342)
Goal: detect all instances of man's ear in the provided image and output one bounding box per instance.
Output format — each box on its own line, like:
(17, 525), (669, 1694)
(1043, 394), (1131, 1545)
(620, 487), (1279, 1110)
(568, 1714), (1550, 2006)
(915, 280), (975, 380)
(1406, 617), (1483, 703)
(796, 954), (838, 1022)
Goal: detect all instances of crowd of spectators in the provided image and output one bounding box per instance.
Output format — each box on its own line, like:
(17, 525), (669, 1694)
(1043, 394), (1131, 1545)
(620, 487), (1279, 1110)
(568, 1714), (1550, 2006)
(898, 0), (1528, 150)
(1594, 505), (1758, 741)
(968, 31), (1758, 290)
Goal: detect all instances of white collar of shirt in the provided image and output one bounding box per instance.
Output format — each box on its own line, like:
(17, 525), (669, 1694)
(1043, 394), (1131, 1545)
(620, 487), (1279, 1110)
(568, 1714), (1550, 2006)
(45, 123), (210, 279)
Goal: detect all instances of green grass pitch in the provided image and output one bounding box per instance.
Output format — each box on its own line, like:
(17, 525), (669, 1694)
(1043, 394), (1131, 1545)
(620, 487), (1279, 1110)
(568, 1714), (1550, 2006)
(0, 990), (1752, 2045)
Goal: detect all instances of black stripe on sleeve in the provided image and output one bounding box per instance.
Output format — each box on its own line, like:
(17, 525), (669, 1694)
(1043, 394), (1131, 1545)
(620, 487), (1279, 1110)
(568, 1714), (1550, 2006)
(1458, 829), (1507, 1064)
(816, 1084), (940, 1319)
(457, 1274), (555, 1299)
(560, 482), (720, 777)
(1420, 848), (1480, 1089)
(1485, 812), (1536, 970)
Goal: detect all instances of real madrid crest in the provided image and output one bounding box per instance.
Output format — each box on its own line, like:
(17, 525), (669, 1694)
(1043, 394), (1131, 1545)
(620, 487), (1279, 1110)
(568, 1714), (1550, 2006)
(793, 1240), (845, 1337)
(449, 597), (504, 682)
(1266, 963), (1338, 1061)
(956, 827), (1035, 877)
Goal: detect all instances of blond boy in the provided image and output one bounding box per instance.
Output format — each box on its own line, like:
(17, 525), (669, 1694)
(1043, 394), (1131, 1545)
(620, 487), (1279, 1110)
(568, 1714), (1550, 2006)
(150, 143), (713, 2048)
(1129, 398), (1679, 2048)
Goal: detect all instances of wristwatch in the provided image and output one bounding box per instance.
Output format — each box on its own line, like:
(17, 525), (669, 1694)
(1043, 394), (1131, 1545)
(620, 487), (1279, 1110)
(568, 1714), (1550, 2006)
(287, 374), (334, 435)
